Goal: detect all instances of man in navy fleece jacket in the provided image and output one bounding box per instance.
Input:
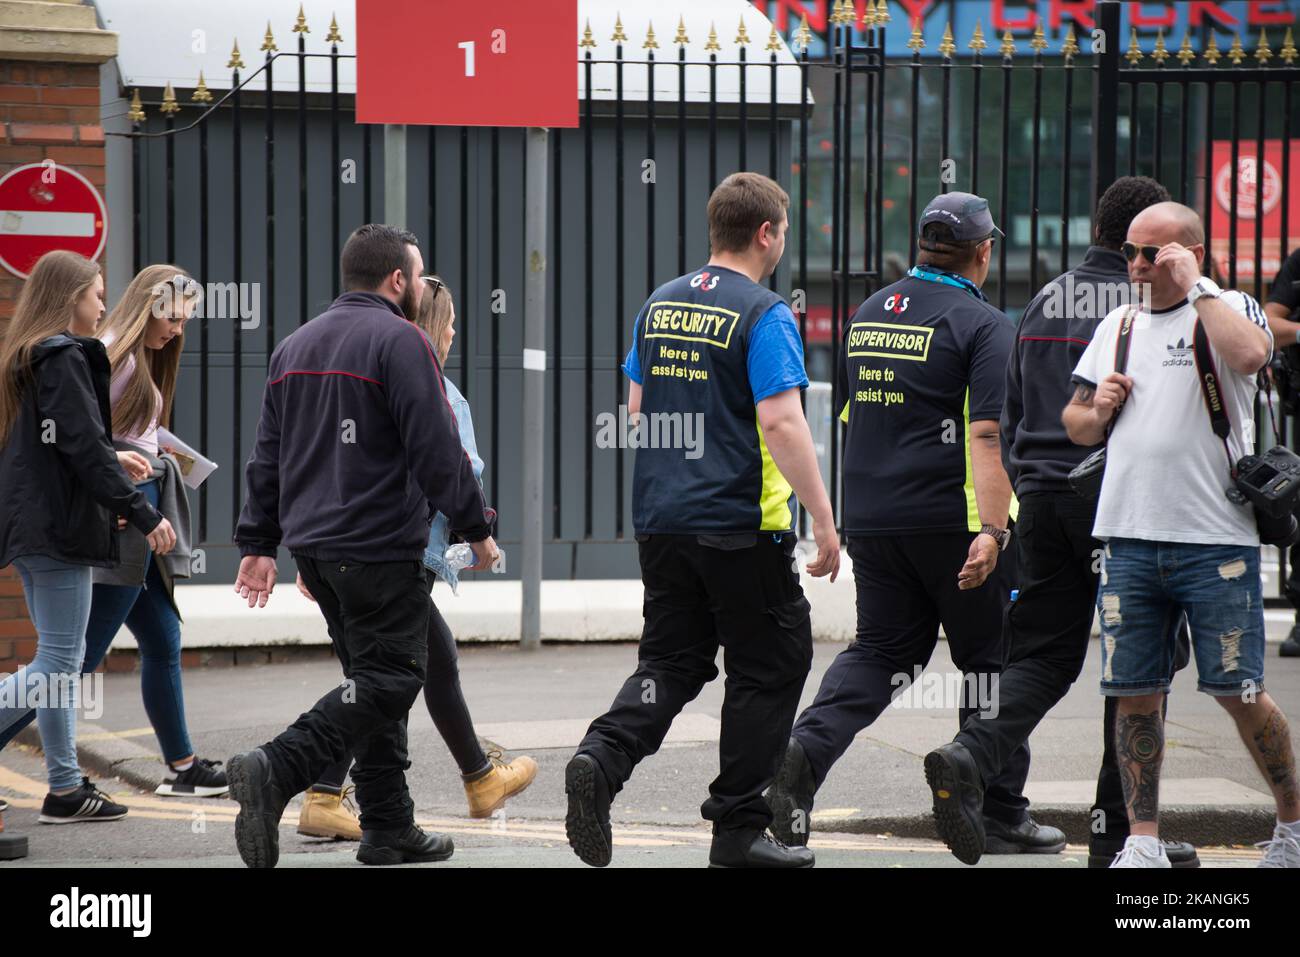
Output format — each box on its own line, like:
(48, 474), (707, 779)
(227, 224), (497, 869)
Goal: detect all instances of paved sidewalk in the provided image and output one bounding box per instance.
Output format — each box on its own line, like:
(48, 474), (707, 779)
(12, 636), (1297, 850)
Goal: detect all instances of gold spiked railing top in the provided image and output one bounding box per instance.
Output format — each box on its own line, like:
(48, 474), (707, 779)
(673, 16), (688, 46)
(579, 18), (596, 49)
(906, 17), (924, 52)
(226, 38), (245, 71)
(127, 88), (145, 124)
(794, 12), (812, 53)
(1283, 27), (1297, 65)
(611, 14), (627, 45)
(765, 26), (783, 53)
(734, 16), (750, 46)
(1151, 28), (1169, 65)
(159, 82), (179, 115)
(191, 71), (212, 103)
(999, 30), (1016, 58)
(325, 13), (342, 45)
(292, 3), (308, 35)
(1177, 30), (1195, 66)
(704, 22), (721, 52)
(260, 20), (277, 53)
(968, 20), (986, 53)
(938, 22), (955, 58)
(1061, 25), (1079, 61)
(1029, 22), (1048, 53)
(644, 22), (659, 51)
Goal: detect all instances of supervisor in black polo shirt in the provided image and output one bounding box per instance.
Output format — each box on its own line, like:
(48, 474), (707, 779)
(767, 192), (1062, 860)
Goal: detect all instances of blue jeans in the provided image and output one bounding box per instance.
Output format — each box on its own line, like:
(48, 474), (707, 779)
(0, 481), (194, 763)
(1098, 538), (1266, 697)
(0, 555), (91, 791)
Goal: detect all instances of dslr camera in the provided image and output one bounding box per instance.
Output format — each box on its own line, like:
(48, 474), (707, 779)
(1228, 446), (1300, 546)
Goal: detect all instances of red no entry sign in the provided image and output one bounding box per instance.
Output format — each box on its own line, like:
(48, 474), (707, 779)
(0, 162), (108, 279)
(356, 0), (578, 128)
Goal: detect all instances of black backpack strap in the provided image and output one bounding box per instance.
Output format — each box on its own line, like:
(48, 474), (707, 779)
(1191, 318), (1238, 478)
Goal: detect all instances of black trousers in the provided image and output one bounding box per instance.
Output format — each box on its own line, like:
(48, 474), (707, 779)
(262, 556), (430, 831)
(793, 532), (1031, 826)
(952, 491), (1188, 843)
(316, 570), (488, 790)
(578, 532), (813, 831)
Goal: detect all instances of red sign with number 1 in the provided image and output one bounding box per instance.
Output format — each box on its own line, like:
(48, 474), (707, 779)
(356, 0), (578, 127)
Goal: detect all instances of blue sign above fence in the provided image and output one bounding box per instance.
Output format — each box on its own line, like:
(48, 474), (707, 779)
(758, 0), (1300, 60)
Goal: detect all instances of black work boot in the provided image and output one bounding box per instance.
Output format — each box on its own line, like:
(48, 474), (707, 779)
(227, 748), (291, 869)
(764, 737), (816, 847)
(709, 827), (815, 868)
(983, 815), (1067, 854)
(924, 742), (986, 865)
(565, 753), (613, 868)
(356, 823), (454, 865)
(1281, 623), (1300, 658)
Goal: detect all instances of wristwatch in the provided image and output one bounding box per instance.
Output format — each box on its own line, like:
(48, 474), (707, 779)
(980, 524), (1011, 551)
(1187, 277), (1222, 305)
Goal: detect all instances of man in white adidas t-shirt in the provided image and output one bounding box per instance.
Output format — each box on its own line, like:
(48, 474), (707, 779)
(1064, 201), (1300, 868)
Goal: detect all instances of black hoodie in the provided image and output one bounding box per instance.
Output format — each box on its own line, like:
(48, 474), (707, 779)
(0, 335), (161, 568)
(1001, 246), (1133, 494)
(235, 291), (490, 563)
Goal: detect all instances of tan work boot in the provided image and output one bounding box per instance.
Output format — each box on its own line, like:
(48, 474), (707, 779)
(464, 750), (538, 819)
(297, 786), (361, 841)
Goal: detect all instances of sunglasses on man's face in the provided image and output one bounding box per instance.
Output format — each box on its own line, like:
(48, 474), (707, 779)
(1121, 242), (1162, 265)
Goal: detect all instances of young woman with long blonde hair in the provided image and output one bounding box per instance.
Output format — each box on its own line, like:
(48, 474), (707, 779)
(0, 251), (174, 837)
(0, 264), (226, 798)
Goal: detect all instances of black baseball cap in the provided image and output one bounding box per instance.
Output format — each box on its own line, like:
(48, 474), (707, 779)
(917, 191), (1004, 243)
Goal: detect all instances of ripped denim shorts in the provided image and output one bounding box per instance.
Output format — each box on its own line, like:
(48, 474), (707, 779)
(1097, 538), (1266, 698)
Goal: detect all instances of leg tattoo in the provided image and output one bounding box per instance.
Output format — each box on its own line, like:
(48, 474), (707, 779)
(1116, 710), (1163, 826)
(1250, 707), (1299, 811)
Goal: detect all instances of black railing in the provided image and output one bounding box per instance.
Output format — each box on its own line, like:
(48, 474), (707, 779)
(117, 15), (816, 580)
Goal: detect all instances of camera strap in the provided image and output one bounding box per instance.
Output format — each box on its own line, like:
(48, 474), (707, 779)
(1191, 318), (1238, 479)
(1103, 306), (1138, 439)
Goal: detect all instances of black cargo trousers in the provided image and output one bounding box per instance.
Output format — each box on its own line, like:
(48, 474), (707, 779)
(261, 556), (431, 832)
(578, 532), (813, 831)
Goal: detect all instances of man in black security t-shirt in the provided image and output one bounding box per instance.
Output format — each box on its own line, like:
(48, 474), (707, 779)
(565, 173), (841, 870)
(767, 192), (1065, 861)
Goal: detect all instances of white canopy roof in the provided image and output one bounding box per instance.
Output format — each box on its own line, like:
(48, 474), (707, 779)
(98, 0), (810, 106)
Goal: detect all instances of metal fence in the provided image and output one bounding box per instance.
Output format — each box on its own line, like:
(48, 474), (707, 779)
(118, 11), (816, 581)
(827, 0), (1298, 594)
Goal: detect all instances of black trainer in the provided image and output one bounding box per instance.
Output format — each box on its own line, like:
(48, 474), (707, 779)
(983, 815), (1067, 854)
(38, 777), (128, 825)
(565, 753), (612, 868)
(924, 742), (986, 865)
(764, 737), (816, 847)
(227, 749), (290, 869)
(356, 824), (454, 865)
(1281, 624), (1300, 658)
(709, 827), (815, 868)
(1089, 836), (1200, 868)
(156, 758), (229, 798)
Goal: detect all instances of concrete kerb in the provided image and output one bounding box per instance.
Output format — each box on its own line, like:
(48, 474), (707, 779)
(19, 722), (1280, 850)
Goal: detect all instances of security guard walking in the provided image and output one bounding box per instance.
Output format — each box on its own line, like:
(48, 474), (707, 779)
(766, 192), (1065, 859)
(565, 172), (841, 869)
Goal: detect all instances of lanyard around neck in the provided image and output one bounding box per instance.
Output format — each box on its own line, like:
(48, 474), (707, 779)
(908, 265), (988, 302)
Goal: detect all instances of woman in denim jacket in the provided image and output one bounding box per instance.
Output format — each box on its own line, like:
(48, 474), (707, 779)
(295, 275), (536, 839)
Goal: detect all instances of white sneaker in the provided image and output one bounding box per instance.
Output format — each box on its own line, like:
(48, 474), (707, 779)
(1257, 825), (1300, 868)
(1110, 836), (1171, 868)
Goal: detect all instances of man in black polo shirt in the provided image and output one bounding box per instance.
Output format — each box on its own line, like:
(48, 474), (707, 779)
(766, 192), (1063, 859)
(1263, 246), (1300, 656)
(924, 177), (1199, 867)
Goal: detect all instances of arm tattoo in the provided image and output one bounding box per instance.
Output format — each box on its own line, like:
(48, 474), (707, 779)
(1072, 384), (1095, 405)
(1117, 710), (1163, 825)
(1252, 707), (1299, 809)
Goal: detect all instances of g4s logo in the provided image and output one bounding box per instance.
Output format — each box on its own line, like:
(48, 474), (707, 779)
(884, 294), (910, 314)
(690, 271), (720, 291)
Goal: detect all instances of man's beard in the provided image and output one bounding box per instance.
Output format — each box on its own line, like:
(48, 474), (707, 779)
(399, 277), (419, 320)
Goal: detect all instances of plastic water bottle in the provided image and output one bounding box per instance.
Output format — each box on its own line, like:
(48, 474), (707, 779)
(445, 543), (474, 573)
